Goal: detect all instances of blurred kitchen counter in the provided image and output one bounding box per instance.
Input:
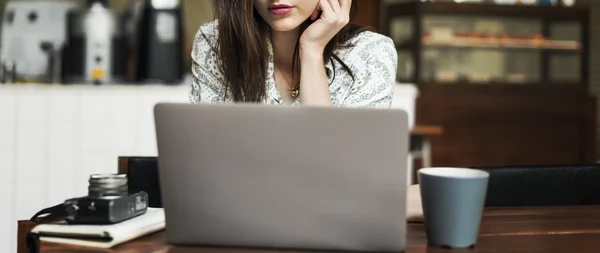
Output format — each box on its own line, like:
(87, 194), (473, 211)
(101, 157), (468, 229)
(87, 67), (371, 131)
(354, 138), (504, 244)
(0, 83), (190, 91)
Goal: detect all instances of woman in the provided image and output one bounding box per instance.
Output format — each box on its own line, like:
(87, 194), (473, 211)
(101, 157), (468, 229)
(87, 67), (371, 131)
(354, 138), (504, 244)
(190, 0), (397, 108)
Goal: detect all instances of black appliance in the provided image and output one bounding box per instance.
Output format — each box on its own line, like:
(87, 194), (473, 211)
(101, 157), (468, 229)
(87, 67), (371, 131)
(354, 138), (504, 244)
(133, 0), (185, 84)
(62, 0), (128, 84)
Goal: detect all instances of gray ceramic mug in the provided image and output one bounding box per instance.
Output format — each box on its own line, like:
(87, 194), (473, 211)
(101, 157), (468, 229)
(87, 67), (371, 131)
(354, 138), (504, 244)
(418, 167), (489, 248)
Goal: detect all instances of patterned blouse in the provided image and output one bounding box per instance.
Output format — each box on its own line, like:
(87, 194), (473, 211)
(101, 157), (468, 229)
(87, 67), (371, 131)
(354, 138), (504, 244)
(189, 20), (398, 108)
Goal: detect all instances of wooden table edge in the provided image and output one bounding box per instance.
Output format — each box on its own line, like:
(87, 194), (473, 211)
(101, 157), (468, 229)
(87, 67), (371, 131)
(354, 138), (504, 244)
(411, 125), (443, 136)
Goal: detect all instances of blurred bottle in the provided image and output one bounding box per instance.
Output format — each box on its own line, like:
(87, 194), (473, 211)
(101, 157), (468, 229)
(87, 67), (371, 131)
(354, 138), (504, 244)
(133, 0), (185, 85)
(62, 0), (128, 84)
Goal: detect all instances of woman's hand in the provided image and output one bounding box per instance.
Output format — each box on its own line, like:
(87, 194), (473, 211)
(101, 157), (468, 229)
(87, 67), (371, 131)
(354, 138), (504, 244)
(299, 0), (351, 53)
(297, 0), (349, 106)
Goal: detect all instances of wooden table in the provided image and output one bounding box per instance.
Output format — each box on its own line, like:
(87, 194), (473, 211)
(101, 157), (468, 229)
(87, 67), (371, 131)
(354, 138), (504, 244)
(411, 126), (443, 137)
(30, 206), (600, 253)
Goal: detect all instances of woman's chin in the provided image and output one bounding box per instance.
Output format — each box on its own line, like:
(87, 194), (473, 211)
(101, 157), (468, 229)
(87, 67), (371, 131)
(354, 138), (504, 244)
(267, 19), (304, 32)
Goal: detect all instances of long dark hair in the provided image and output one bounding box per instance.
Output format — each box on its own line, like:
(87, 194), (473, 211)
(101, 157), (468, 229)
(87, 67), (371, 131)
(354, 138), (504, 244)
(211, 0), (368, 102)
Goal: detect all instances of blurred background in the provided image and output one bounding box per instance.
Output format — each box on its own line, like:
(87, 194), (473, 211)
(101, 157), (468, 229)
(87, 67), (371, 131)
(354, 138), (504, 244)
(0, 0), (598, 252)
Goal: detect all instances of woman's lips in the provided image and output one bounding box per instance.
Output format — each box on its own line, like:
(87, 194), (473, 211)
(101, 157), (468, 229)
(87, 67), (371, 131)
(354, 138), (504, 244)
(268, 4), (293, 15)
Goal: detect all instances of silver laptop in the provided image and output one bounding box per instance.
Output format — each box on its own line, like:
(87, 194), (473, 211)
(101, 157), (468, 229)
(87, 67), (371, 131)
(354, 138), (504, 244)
(153, 103), (409, 252)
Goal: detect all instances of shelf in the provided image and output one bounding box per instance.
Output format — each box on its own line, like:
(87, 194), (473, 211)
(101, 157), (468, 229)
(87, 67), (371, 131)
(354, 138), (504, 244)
(395, 39), (581, 52)
(422, 37), (581, 52)
(388, 2), (588, 21)
(421, 80), (581, 86)
(416, 81), (587, 95)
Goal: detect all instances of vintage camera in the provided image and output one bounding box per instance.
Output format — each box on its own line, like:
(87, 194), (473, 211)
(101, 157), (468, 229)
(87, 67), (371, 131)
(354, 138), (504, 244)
(61, 174), (149, 225)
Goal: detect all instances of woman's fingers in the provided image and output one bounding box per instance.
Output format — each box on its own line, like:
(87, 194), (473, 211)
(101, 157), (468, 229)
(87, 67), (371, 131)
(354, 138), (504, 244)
(311, 0), (323, 20)
(311, 9), (320, 20)
(327, 0), (349, 26)
(311, 0), (349, 27)
(318, 0), (335, 20)
(328, 0), (342, 14)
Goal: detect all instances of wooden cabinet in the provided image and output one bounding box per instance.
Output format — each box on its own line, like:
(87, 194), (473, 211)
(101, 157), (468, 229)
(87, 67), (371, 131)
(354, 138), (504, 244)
(417, 88), (596, 167)
(384, 2), (597, 167)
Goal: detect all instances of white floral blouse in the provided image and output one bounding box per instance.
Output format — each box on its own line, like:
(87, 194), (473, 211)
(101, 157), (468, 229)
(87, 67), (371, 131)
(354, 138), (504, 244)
(189, 20), (398, 108)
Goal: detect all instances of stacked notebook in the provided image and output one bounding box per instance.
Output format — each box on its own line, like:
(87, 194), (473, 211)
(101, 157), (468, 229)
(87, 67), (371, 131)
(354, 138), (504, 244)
(30, 208), (165, 248)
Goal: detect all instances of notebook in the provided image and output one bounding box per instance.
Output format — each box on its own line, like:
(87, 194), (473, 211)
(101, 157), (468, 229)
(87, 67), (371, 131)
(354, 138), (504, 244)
(30, 208), (165, 248)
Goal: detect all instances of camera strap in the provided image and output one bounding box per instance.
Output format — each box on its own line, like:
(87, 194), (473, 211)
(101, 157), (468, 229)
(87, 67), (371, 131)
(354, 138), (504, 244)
(26, 202), (79, 253)
(30, 202), (78, 224)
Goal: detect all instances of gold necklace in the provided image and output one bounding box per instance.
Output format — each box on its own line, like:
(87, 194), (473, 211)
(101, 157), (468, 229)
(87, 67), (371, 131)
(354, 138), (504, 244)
(290, 85), (300, 98)
(274, 67), (299, 98)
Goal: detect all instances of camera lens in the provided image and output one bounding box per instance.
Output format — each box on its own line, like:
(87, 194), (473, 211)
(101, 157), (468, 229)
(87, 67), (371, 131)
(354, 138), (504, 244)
(88, 174), (128, 199)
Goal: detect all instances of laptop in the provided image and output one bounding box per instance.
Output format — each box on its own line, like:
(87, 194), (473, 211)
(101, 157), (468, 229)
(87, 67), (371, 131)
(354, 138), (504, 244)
(153, 103), (409, 252)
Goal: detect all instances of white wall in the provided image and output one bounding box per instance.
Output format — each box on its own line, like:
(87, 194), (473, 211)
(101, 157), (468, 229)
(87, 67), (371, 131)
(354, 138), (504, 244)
(0, 84), (189, 253)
